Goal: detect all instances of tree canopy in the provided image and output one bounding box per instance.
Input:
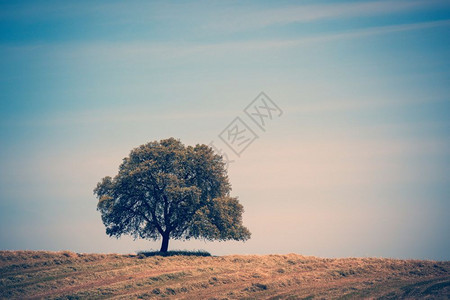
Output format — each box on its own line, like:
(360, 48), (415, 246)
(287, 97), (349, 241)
(93, 138), (251, 252)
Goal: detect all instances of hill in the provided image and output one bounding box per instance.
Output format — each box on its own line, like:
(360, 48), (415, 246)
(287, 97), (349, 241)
(0, 251), (449, 299)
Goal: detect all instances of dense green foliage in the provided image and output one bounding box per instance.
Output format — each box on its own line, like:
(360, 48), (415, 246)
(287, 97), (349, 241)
(94, 138), (251, 251)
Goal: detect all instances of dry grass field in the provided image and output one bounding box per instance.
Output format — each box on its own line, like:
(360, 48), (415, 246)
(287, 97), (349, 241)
(0, 250), (449, 299)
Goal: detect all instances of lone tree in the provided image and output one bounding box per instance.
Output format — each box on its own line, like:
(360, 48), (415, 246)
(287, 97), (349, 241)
(94, 138), (251, 252)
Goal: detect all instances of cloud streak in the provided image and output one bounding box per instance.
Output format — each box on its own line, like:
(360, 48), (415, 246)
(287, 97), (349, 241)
(206, 0), (449, 32)
(3, 18), (447, 64)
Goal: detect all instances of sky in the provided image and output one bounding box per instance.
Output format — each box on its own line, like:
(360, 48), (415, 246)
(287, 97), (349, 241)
(0, 0), (449, 260)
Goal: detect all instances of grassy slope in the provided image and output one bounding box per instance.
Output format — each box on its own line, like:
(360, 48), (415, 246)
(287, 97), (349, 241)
(0, 251), (449, 299)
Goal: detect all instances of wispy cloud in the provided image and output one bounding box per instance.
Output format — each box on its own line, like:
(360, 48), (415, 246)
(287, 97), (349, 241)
(0, 108), (235, 127)
(3, 1), (446, 31)
(4, 18), (446, 63)
(205, 0), (449, 32)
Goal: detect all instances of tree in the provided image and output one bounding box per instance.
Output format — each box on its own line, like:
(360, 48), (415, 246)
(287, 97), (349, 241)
(93, 138), (251, 252)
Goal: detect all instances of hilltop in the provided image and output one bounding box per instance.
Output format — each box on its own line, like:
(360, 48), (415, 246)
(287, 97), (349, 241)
(0, 251), (449, 299)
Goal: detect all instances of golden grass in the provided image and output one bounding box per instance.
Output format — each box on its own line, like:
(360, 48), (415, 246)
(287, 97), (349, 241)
(0, 251), (448, 299)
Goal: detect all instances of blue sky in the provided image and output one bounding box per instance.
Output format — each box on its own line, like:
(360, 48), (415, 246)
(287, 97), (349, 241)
(1, 0), (449, 259)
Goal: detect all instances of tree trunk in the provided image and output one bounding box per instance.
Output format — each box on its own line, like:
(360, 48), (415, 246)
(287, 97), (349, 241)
(160, 233), (170, 252)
